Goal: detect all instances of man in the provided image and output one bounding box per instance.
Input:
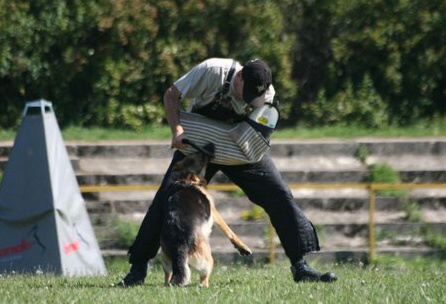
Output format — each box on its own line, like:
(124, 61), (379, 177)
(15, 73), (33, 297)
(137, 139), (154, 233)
(115, 58), (337, 286)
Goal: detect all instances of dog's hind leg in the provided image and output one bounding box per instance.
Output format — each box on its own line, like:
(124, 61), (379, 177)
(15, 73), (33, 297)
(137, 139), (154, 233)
(190, 241), (214, 288)
(200, 243), (214, 288)
(161, 251), (173, 286)
(211, 204), (252, 256)
(169, 248), (191, 287)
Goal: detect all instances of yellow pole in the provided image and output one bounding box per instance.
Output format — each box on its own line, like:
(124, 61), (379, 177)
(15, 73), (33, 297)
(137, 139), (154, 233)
(368, 185), (376, 262)
(79, 183), (446, 193)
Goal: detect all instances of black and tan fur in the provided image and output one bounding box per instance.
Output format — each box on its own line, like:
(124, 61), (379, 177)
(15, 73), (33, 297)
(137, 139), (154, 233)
(160, 143), (251, 287)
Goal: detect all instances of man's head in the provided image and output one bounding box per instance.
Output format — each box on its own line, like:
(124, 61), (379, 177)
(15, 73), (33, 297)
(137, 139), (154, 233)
(241, 59), (272, 107)
(171, 142), (215, 182)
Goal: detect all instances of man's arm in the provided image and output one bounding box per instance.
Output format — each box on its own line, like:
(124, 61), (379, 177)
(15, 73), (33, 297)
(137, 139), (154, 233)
(163, 84), (187, 150)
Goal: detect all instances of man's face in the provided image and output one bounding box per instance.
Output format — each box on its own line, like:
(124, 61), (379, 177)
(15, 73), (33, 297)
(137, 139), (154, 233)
(233, 71), (244, 101)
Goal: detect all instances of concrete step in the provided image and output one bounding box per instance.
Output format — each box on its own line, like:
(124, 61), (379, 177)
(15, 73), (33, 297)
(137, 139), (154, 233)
(84, 193), (446, 218)
(2, 139), (446, 185)
(67, 138), (446, 158)
(0, 156), (81, 172)
(73, 169), (446, 187)
(1, 138), (446, 166)
(5, 137), (444, 157)
(89, 204), (446, 226)
(94, 217), (446, 262)
(4, 154), (445, 176)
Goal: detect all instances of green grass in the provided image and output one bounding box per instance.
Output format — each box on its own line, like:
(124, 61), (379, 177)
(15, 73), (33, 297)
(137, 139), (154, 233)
(61, 125), (173, 141)
(0, 257), (445, 303)
(1, 120), (445, 142)
(0, 125), (171, 142)
(273, 121), (446, 139)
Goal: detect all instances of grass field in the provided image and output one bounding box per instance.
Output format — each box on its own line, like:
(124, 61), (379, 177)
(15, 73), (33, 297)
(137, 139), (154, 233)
(0, 257), (445, 303)
(1, 120), (446, 142)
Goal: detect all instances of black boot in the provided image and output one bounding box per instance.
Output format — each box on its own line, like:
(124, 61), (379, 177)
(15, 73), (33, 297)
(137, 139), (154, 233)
(113, 263), (148, 287)
(291, 260), (337, 283)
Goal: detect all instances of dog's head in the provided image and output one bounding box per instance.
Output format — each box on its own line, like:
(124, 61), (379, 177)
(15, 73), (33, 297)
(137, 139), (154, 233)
(171, 143), (215, 182)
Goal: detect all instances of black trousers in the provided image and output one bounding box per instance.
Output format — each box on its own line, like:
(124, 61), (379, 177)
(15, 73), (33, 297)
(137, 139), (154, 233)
(128, 150), (320, 265)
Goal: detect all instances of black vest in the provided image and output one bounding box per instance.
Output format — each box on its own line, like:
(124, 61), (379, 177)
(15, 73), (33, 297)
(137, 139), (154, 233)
(192, 61), (245, 123)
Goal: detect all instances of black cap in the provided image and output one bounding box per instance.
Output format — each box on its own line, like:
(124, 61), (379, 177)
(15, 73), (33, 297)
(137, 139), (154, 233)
(242, 59), (272, 104)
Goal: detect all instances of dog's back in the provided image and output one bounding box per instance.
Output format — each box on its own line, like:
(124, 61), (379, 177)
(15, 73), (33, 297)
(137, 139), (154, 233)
(161, 181), (214, 287)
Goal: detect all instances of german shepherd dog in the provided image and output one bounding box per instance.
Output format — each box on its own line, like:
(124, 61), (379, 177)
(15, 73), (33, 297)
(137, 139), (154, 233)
(160, 142), (252, 287)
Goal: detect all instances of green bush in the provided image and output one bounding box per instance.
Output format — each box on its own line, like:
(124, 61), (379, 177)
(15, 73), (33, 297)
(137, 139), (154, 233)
(115, 219), (140, 249)
(355, 144), (371, 164)
(402, 199), (423, 222)
(96, 101), (164, 131)
(1, 0), (445, 129)
(423, 227), (446, 251)
(241, 205), (266, 221)
(366, 163), (406, 197)
(301, 75), (389, 128)
(0, 0), (296, 129)
(225, 189), (245, 198)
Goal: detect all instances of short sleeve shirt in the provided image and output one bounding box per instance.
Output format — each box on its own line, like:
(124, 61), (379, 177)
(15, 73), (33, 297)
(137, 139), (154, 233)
(174, 58), (275, 116)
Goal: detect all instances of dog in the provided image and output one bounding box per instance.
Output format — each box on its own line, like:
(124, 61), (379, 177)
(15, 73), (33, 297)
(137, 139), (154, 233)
(160, 142), (252, 287)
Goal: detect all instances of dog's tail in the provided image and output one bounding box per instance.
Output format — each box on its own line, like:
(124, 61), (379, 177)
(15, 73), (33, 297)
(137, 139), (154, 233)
(169, 247), (191, 286)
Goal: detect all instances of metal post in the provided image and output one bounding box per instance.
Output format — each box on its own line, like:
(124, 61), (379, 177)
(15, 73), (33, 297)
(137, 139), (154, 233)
(368, 185), (376, 262)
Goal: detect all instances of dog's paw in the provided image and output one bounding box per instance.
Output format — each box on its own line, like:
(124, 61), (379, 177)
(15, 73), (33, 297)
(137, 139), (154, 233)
(238, 247), (252, 256)
(235, 244), (252, 256)
(231, 239), (252, 256)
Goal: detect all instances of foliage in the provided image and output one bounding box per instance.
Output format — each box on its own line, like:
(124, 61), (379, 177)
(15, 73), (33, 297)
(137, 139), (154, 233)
(225, 189), (245, 198)
(241, 205), (266, 221)
(323, 0), (446, 125)
(366, 163), (406, 197)
(367, 163), (400, 184)
(423, 227), (446, 251)
(0, 0), (295, 129)
(0, 0), (445, 129)
(355, 144), (371, 164)
(114, 218), (140, 248)
(300, 74), (389, 127)
(402, 199), (423, 222)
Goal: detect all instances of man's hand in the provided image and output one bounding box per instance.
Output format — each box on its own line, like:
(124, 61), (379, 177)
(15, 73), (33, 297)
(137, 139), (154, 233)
(171, 132), (188, 150)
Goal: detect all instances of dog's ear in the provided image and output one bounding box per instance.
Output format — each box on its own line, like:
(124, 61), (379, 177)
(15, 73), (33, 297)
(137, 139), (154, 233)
(203, 143), (215, 158)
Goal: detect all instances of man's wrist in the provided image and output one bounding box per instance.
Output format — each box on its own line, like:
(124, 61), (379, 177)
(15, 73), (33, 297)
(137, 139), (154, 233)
(172, 125), (184, 137)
